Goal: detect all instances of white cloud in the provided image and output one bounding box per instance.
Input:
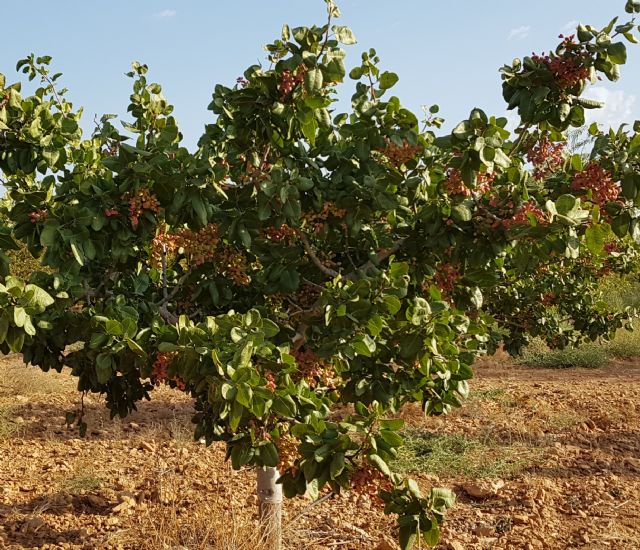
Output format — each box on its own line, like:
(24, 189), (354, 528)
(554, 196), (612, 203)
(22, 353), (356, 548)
(560, 20), (579, 35)
(508, 25), (530, 41)
(155, 9), (176, 18)
(582, 87), (637, 129)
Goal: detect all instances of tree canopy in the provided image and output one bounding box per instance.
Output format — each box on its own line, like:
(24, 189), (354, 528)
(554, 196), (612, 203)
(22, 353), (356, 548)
(2, 1), (640, 546)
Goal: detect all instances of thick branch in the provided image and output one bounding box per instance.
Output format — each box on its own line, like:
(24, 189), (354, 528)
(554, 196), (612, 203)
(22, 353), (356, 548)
(159, 304), (178, 324)
(346, 238), (406, 280)
(298, 232), (341, 278)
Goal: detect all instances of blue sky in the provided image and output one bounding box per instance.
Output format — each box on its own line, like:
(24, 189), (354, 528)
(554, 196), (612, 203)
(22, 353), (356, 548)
(2, 1), (639, 148)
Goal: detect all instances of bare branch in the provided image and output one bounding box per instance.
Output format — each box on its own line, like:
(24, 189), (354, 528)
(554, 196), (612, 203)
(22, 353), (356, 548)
(346, 238), (406, 280)
(159, 304), (178, 324)
(298, 231), (341, 279)
(161, 243), (168, 301)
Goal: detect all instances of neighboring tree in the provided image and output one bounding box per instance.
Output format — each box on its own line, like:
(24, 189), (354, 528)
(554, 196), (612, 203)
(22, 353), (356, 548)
(1, 1), (640, 547)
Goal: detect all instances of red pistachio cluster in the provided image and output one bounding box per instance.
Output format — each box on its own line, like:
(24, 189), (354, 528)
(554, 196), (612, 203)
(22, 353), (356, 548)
(527, 138), (565, 180)
(302, 201), (347, 234)
(263, 223), (298, 243)
(445, 168), (494, 197)
(279, 64), (307, 101)
(571, 163), (620, 205)
(378, 138), (423, 168)
(291, 348), (337, 389)
(431, 263), (460, 299)
(276, 434), (300, 473)
(503, 201), (548, 229)
(150, 352), (185, 390)
(350, 464), (393, 503)
(532, 35), (591, 89)
(29, 209), (48, 223)
(126, 188), (161, 228)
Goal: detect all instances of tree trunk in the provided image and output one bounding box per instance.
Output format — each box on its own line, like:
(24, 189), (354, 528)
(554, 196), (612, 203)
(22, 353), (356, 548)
(256, 466), (283, 549)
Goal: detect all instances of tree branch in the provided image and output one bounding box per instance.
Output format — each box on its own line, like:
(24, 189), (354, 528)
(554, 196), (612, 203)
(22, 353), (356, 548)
(298, 231), (341, 278)
(346, 238), (406, 280)
(159, 304), (178, 324)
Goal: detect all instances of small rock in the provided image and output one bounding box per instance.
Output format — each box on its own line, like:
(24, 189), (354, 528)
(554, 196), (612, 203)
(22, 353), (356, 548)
(85, 495), (109, 508)
(463, 480), (504, 499)
(139, 441), (155, 452)
(23, 517), (45, 533)
(513, 514), (529, 525)
(623, 457), (640, 472)
(374, 538), (399, 550)
(474, 525), (494, 537)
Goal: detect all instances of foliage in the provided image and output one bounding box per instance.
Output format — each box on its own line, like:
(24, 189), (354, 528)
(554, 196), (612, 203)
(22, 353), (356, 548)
(1, 2), (640, 547)
(393, 431), (532, 479)
(518, 338), (609, 368)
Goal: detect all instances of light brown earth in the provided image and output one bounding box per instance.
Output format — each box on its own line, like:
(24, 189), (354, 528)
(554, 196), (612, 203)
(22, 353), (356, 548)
(0, 353), (638, 550)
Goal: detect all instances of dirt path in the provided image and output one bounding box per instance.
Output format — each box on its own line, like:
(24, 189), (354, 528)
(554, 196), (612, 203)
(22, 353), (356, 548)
(0, 354), (638, 549)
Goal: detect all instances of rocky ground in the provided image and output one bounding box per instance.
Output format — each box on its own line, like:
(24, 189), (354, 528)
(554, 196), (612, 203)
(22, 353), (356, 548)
(0, 353), (638, 550)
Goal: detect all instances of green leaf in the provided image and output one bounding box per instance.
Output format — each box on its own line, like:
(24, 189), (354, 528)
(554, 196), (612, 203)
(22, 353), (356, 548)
(237, 225), (252, 249)
(95, 353), (114, 384)
(380, 429), (404, 448)
(13, 307), (27, 328)
(260, 442), (279, 468)
(451, 204), (472, 222)
(70, 242), (84, 266)
(0, 227), (19, 250)
(221, 383), (235, 401)
(367, 315), (383, 337)
(105, 320), (123, 336)
(301, 116), (318, 146)
(626, 0), (640, 13)
(23, 285), (54, 310)
(39, 224), (59, 247)
(399, 522), (418, 550)
(383, 295), (402, 315)
(333, 25), (357, 45)
(369, 454), (391, 476)
(0, 315), (8, 344)
(555, 194), (579, 216)
(379, 418), (404, 431)
(304, 68), (324, 94)
(421, 524), (440, 547)
(229, 401), (243, 431)
(236, 384), (253, 408)
(607, 42), (627, 64)
(379, 71), (399, 90)
(430, 487), (456, 508)
(126, 338), (146, 356)
(330, 452), (345, 478)
(191, 193), (208, 226)
(6, 329), (25, 353)
(585, 224), (607, 255)
(353, 334), (376, 356)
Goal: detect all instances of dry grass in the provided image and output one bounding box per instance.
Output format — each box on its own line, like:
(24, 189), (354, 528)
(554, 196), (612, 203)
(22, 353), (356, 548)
(61, 466), (104, 495)
(0, 404), (21, 439)
(0, 357), (73, 397)
(393, 431), (538, 479)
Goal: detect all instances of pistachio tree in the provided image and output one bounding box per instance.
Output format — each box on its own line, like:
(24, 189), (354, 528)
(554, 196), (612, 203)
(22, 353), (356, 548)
(1, 1), (640, 547)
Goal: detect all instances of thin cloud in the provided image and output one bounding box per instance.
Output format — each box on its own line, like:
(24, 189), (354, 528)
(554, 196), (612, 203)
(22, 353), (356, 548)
(155, 9), (177, 18)
(561, 20), (579, 35)
(583, 87), (637, 129)
(508, 25), (530, 41)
